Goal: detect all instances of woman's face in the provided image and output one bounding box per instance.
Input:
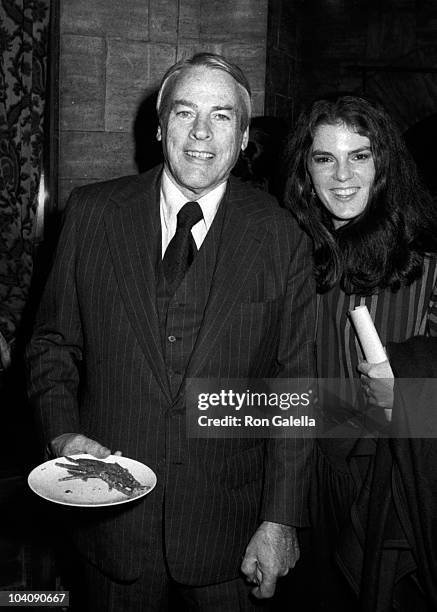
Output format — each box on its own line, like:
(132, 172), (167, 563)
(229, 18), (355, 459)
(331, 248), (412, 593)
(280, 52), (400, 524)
(307, 122), (376, 228)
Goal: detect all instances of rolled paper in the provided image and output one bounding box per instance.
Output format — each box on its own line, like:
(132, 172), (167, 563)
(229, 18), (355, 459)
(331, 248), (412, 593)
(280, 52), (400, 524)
(349, 305), (386, 364)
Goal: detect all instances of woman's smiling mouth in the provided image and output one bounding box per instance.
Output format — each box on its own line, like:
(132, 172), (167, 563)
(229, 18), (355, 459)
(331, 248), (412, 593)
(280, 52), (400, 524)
(330, 187), (360, 199)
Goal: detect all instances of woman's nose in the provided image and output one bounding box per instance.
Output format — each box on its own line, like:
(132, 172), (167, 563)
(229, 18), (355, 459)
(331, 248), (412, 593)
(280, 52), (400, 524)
(334, 159), (353, 181)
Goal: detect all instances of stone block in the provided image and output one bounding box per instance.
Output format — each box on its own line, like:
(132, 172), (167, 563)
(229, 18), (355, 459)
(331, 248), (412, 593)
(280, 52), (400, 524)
(59, 132), (137, 181)
(277, 17), (297, 55)
(149, 45), (177, 89)
(105, 41), (175, 132)
(263, 89), (275, 118)
(176, 43), (200, 61)
(251, 90), (265, 117)
(200, 0), (268, 42)
(266, 49), (291, 97)
(220, 43), (267, 91)
(366, 7), (415, 60)
(60, 35), (105, 131)
(176, 42), (223, 60)
(149, 0), (178, 43)
(267, 0), (281, 48)
(277, 6), (297, 54)
(61, 0), (148, 40)
(178, 0), (201, 39)
(273, 93), (294, 124)
(105, 39), (151, 132)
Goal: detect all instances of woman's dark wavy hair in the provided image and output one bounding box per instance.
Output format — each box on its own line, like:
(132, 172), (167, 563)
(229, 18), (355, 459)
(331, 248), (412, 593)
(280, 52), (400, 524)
(284, 95), (437, 295)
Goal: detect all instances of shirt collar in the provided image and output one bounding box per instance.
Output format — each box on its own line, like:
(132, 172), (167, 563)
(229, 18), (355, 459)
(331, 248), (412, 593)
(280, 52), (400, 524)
(160, 167), (226, 232)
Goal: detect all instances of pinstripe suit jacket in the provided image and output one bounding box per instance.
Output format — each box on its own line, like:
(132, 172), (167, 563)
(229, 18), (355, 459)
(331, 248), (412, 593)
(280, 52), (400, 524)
(27, 166), (316, 584)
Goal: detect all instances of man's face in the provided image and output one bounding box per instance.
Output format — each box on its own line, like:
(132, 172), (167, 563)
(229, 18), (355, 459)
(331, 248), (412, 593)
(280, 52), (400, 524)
(157, 66), (249, 200)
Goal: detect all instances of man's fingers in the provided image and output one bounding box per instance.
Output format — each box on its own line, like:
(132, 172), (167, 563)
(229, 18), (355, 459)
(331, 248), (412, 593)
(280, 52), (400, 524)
(51, 433), (112, 458)
(242, 521), (295, 599)
(291, 543), (300, 567)
(240, 554), (257, 582)
(251, 573), (277, 599)
(278, 564), (291, 577)
(82, 438), (111, 458)
(243, 558), (278, 599)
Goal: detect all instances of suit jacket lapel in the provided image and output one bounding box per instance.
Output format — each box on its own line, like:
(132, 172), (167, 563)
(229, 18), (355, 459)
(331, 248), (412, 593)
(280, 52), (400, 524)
(184, 179), (268, 380)
(104, 168), (172, 404)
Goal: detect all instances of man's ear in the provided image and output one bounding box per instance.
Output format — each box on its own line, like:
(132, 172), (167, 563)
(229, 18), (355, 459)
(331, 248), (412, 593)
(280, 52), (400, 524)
(156, 125), (162, 141)
(241, 127), (249, 151)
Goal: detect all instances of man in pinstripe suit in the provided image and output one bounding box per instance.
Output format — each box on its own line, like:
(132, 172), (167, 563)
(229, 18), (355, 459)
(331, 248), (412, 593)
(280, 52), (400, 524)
(27, 53), (316, 611)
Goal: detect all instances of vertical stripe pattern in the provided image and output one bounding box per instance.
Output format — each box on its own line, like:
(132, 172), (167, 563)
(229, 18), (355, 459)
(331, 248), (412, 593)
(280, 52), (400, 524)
(26, 167), (317, 587)
(316, 254), (437, 379)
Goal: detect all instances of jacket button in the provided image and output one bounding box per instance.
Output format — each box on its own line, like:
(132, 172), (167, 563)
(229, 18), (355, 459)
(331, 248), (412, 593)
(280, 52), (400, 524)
(168, 335), (176, 343)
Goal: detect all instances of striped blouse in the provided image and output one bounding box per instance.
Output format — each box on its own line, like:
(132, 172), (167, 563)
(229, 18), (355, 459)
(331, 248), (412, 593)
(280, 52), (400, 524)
(316, 254), (437, 379)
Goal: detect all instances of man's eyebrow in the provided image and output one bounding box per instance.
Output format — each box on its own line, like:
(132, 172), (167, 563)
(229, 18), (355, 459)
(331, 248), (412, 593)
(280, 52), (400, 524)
(172, 98), (197, 109)
(211, 105), (235, 112)
(171, 100), (236, 112)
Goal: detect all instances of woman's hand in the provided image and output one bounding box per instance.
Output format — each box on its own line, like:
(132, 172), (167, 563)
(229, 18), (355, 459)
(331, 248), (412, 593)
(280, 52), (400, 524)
(0, 332), (11, 370)
(358, 358), (394, 409)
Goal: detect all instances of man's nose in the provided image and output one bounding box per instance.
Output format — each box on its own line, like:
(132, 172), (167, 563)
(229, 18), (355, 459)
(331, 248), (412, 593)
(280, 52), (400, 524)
(334, 159), (353, 181)
(190, 116), (212, 140)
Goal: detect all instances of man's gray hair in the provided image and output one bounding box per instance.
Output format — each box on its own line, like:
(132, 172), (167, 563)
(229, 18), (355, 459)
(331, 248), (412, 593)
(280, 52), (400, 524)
(156, 52), (252, 131)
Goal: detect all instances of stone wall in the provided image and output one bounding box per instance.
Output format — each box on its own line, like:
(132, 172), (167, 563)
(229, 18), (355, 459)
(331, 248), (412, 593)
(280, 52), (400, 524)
(58, 0), (268, 208)
(264, 0), (303, 125)
(265, 0), (437, 132)
(296, 0), (437, 129)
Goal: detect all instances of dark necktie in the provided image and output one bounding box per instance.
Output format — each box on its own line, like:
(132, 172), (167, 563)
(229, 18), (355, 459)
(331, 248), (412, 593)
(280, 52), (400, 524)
(163, 201), (203, 290)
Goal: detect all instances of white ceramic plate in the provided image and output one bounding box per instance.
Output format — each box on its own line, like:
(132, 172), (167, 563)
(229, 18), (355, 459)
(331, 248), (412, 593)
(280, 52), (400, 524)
(28, 454), (157, 507)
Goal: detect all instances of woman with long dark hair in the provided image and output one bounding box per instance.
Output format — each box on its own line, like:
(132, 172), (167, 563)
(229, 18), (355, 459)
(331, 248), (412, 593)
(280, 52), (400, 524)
(284, 95), (437, 611)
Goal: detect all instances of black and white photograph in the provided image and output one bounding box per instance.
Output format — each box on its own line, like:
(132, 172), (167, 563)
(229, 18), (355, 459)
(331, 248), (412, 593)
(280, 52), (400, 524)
(1, 1), (437, 610)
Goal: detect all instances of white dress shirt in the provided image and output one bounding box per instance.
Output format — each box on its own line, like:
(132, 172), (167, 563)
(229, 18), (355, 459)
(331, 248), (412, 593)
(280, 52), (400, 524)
(160, 168), (227, 258)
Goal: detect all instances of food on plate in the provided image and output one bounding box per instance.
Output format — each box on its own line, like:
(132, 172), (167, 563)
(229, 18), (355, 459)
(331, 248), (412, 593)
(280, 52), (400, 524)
(55, 456), (150, 497)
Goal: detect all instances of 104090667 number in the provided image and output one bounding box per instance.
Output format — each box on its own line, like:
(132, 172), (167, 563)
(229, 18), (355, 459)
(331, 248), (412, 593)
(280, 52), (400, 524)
(0, 591), (69, 607)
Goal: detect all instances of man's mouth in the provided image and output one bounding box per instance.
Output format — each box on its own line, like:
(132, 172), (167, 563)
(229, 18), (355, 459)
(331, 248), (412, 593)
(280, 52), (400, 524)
(185, 150), (214, 160)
